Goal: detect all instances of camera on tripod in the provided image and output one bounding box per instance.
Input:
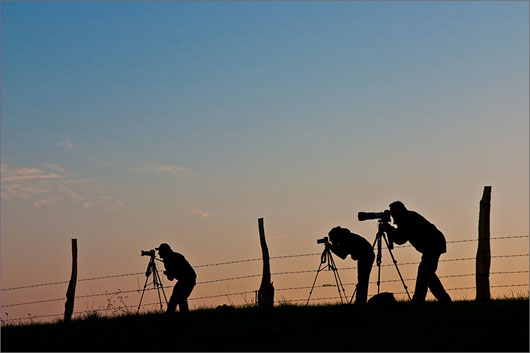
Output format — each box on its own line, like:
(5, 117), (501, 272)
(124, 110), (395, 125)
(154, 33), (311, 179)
(316, 236), (330, 246)
(358, 210), (391, 223)
(358, 210), (394, 250)
(308, 235), (348, 304)
(137, 248), (168, 312)
(141, 249), (155, 257)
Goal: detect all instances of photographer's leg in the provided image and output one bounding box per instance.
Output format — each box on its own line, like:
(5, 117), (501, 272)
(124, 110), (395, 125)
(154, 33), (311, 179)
(413, 254), (434, 302)
(166, 284), (179, 313)
(174, 279), (196, 312)
(414, 253), (444, 302)
(355, 253), (375, 304)
(429, 274), (452, 302)
(179, 300), (189, 312)
(427, 256), (452, 303)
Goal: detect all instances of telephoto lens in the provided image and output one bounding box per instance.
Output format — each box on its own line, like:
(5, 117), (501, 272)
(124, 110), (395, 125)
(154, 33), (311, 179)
(358, 212), (385, 221)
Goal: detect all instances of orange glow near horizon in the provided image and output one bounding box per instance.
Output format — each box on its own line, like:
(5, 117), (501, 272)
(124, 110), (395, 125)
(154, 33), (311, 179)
(1, 1), (528, 324)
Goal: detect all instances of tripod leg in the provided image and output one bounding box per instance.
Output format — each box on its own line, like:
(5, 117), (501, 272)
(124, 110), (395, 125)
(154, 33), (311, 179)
(153, 265), (169, 311)
(382, 234), (411, 300)
(327, 250), (347, 304)
(306, 254), (326, 305)
(154, 267), (168, 305)
(376, 234), (382, 294)
(137, 273), (151, 312)
(349, 286), (358, 304)
(332, 270), (344, 303)
(153, 271), (164, 311)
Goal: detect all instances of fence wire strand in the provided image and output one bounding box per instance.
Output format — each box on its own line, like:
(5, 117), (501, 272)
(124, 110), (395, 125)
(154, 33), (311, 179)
(3, 235), (527, 292)
(2, 235), (529, 322)
(3, 282), (528, 323)
(2, 255), (528, 308)
(2, 267), (528, 308)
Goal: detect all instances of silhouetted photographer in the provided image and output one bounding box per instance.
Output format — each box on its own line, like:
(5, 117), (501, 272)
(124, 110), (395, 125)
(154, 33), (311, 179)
(156, 243), (197, 313)
(380, 201), (452, 303)
(328, 226), (375, 304)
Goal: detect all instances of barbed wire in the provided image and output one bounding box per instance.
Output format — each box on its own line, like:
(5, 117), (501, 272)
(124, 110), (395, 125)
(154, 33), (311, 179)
(451, 235), (529, 243)
(1, 300), (166, 323)
(2, 254), (528, 308)
(392, 284), (529, 295)
(332, 253), (529, 271)
(281, 284), (530, 303)
(4, 282), (528, 323)
(274, 271), (530, 293)
(194, 235), (529, 267)
(1, 280), (72, 292)
(2, 235), (527, 292)
(3, 267), (528, 309)
(1, 288), (139, 308)
(1, 250), (528, 321)
(0, 272), (151, 292)
(197, 273), (262, 284)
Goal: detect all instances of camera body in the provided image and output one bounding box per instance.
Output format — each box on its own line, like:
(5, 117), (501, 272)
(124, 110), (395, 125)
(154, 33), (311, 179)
(141, 249), (155, 257)
(358, 210), (391, 223)
(317, 236), (330, 245)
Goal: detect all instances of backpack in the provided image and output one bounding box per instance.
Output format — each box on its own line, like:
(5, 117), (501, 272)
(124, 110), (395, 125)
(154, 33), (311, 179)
(368, 292), (396, 304)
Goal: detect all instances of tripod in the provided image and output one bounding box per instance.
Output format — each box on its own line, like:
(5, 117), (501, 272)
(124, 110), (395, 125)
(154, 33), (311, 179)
(306, 240), (348, 305)
(137, 253), (168, 312)
(364, 220), (411, 301)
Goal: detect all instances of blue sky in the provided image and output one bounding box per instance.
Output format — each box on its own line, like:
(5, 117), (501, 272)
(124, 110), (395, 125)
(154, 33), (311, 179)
(3, 2), (527, 173)
(2, 0), (528, 227)
(1, 1), (528, 318)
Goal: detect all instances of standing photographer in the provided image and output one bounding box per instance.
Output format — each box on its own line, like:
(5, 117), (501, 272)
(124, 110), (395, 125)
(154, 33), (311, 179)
(328, 226), (375, 304)
(381, 201), (452, 303)
(156, 243), (197, 313)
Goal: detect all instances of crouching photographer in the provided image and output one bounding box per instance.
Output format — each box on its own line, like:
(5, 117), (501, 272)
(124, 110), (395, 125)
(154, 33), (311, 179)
(327, 226), (375, 304)
(156, 243), (197, 313)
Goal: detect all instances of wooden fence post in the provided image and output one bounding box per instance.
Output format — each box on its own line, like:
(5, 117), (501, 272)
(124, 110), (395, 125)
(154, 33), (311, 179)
(257, 218), (274, 307)
(476, 186), (491, 301)
(64, 238), (78, 322)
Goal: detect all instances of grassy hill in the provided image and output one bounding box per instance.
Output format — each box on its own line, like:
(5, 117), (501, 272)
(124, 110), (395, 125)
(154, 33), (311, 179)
(2, 298), (528, 351)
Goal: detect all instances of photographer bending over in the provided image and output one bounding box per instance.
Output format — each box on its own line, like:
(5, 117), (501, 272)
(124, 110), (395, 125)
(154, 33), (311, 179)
(381, 201), (452, 303)
(156, 243), (197, 313)
(328, 226), (375, 304)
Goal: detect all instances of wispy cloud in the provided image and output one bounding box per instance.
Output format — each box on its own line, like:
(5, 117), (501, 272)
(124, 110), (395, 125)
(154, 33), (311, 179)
(137, 163), (191, 178)
(33, 199), (52, 208)
(0, 166), (61, 182)
(45, 163), (68, 174)
(57, 136), (78, 151)
(191, 209), (216, 218)
(154, 165), (187, 177)
(1, 163), (123, 211)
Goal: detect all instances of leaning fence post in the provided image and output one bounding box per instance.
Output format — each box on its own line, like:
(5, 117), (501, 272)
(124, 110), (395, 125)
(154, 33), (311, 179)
(64, 238), (78, 322)
(257, 218), (274, 307)
(476, 186), (491, 301)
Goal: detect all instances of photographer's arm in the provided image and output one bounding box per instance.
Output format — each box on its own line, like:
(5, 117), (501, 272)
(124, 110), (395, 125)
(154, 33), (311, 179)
(163, 261), (176, 281)
(163, 270), (175, 281)
(382, 224), (407, 245)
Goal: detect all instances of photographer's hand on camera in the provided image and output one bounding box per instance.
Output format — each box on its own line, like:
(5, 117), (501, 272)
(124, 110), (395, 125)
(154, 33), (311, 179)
(380, 219), (409, 247)
(379, 222), (393, 233)
(163, 270), (175, 281)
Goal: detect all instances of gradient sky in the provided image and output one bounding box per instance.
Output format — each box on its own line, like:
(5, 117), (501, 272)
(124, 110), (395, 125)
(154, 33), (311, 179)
(1, 1), (528, 322)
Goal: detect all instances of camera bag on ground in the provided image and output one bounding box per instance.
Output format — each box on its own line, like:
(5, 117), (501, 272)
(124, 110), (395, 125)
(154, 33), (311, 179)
(368, 292), (396, 304)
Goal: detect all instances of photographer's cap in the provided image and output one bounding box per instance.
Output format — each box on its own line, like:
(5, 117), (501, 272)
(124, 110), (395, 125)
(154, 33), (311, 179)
(389, 201), (406, 211)
(156, 243), (171, 254)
